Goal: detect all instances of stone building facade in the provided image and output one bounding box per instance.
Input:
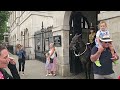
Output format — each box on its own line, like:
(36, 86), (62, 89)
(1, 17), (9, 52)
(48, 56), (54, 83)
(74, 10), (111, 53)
(98, 11), (120, 78)
(8, 11), (53, 59)
(8, 11), (99, 76)
(98, 11), (120, 52)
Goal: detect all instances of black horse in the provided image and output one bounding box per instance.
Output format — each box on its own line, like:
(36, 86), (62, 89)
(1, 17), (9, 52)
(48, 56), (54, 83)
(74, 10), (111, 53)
(69, 34), (93, 79)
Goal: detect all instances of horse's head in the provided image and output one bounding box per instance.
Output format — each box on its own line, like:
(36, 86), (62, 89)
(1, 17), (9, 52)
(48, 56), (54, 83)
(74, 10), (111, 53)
(69, 34), (82, 51)
(69, 34), (92, 79)
(70, 33), (90, 57)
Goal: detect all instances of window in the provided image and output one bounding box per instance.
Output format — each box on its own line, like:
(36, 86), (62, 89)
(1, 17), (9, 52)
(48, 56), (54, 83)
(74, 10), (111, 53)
(5, 37), (8, 42)
(81, 17), (89, 29)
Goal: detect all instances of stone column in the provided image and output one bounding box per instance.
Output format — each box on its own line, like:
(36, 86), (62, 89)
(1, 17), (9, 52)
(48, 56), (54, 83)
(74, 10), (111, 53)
(52, 25), (71, 76)
(29, 35), (35, 60)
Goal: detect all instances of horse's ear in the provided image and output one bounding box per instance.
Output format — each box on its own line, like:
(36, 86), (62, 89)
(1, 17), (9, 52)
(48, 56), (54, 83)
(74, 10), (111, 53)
(78, 34), (81, 37)
(75, 33), (78, 36)
(76, 34), (81, 38)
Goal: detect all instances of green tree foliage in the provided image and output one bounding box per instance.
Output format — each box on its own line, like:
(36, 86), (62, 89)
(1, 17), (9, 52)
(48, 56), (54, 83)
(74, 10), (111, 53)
(0, 11), (10, 41)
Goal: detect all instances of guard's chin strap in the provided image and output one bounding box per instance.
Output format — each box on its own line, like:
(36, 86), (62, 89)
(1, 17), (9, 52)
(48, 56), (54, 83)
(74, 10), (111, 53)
(74, 44), (88, 56)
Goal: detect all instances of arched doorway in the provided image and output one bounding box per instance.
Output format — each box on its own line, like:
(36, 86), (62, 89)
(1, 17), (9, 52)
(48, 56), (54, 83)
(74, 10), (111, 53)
(21, 31), (24, 45)
(24, 28), (29, 49)
(69, 11), (98, 74)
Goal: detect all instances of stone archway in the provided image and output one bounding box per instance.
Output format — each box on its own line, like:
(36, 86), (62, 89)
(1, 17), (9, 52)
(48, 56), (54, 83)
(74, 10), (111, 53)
(51, 11), (71, 76)
(21, 31), (23, 45)
(52, 11), (98, 76)
(24, 28), (29, 48)
(64, 11), (98, 76)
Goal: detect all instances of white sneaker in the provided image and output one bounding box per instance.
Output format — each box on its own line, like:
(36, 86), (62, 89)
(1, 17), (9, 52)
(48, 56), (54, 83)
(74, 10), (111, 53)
(48, 73), (52, 76)
(46, 74), (49, 76)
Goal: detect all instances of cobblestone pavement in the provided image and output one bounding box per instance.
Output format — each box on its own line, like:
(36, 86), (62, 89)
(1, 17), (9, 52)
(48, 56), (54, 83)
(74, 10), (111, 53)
(5, 52), (120, 79)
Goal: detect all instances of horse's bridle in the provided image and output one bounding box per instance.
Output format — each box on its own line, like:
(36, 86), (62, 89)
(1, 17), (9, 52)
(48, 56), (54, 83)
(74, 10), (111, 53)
(74, 43), (90, 56)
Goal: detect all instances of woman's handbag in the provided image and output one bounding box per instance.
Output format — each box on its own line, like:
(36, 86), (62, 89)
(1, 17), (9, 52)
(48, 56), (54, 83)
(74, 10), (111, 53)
(50, 58), (53, 63)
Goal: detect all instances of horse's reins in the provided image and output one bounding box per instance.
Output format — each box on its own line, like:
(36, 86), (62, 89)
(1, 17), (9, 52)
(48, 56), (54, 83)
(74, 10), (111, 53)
(74, 43), (88, 56)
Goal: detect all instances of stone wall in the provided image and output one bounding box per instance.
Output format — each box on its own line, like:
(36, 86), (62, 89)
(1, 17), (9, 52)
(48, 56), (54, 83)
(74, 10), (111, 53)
(52, 27), (70, 76)
(98, 11), (120, 52)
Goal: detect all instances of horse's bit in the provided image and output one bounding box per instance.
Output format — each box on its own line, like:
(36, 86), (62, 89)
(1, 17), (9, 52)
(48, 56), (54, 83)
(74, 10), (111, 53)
(74, 43), (90, 56)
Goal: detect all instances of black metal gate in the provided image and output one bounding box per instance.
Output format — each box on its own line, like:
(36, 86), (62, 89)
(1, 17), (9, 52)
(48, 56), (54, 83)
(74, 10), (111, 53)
(34, 26), (53, 63)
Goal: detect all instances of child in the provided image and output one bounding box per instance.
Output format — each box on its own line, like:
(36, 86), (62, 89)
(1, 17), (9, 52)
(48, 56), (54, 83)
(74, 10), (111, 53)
(95, 21), (117, 67)
(45, 52), (52, 76)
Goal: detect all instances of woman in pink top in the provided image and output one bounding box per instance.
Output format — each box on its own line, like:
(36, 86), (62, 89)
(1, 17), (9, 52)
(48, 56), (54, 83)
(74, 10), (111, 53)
(48, 43), (57, 76)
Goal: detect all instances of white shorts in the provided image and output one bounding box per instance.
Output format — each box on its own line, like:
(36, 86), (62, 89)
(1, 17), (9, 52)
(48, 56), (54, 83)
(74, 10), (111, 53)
(94, 73), (116, 79)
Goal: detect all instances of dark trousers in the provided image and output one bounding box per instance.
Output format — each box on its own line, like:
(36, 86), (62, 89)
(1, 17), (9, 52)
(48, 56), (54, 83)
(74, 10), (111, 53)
(8, 63), (20, 79)
(18, 59), (25, 72)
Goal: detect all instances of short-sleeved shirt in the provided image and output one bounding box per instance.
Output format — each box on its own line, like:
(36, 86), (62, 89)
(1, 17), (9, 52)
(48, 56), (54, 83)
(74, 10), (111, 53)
(96, 30), (110, 39)
(95, 30), (110, 47)
(91, 46), (114, 75)
(16, 49), (26, 59)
